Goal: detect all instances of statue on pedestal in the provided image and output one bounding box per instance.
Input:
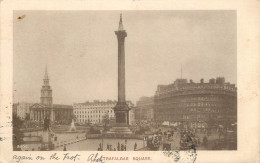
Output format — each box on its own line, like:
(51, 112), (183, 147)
(42, 116), (54, 150)
(43, 116), (50, 131)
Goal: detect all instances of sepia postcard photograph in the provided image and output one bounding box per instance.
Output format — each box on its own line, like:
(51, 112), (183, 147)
(0, 0), (259, 163)
(12, 10), (237, 152)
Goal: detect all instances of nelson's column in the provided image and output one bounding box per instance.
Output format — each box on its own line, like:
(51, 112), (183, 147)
(113, 14), (131, 125)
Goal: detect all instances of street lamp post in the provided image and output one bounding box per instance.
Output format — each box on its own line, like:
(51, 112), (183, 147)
(143, 135), (145, 148)
(36, 125), (38, 136)
(101, 128), (103, 151)
(125, 139), (127, 151)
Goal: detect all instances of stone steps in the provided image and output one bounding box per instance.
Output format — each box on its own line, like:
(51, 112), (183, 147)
(107, 127), (133, 134)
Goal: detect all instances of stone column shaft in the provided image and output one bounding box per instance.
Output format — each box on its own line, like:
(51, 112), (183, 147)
(117, 37), (126, 103)
(113, 15), (130, 125)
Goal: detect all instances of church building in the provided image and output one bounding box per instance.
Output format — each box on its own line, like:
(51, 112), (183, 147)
(30, 66), (73, 125)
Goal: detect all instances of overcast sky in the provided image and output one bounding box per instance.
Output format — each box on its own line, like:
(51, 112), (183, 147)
(13, 11), (236, 105)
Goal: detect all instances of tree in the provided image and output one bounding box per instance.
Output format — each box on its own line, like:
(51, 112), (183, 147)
(102, 112), (109, 124)
(13, 113), (24, 151)
(88, 126), (101, 134)
(72, 114), (77, 121)
(207, 119), (217, 129)
(25, 113), (30, 121)
(223, 118), (231, 130)
(102, 112), (110, 131)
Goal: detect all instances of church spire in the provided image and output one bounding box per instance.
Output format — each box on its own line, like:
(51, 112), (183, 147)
(118, 13), (124, 31)
(43, 65), (50, 86)
(44, 64), (49, 80)
(41, 66), (52, 106)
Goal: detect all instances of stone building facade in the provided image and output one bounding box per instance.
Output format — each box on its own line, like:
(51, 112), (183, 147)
(135, 96), (154, 121)
(154, 77), (237, 129)
(29, 67), (73, 124)
(13, 102), (34, 120)
(73, 100), (134, 125)
(30, 103), (73, 124)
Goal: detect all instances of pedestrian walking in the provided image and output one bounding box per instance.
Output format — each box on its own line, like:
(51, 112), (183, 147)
(121, 144), (124, 151)
(198, 138), (201, 146)
(117, 142), (120, 151)
(134, 142), (137, 151)
(203, 136), (208, 147)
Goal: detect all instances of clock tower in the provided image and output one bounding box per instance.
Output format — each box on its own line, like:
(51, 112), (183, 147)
(40, 66), (53, 106)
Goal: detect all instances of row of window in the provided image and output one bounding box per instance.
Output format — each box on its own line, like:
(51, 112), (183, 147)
(157, 102), (221, 108)
(158, 85), (236, 94)
(74, 110), (113, 114)
(157, 114), (225, 120)
(77, 119), (101, 123)
(183, 115), (208, 119)
(157, 107), (222, 113)
(74, 106), (114, 109)
(74, 102), (134, 109)
(76, 114), (113, 118)
(157, 89), (236, 97)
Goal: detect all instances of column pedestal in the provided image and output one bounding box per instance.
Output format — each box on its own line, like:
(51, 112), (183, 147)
(114, 102), (130, 125)
(41, 130), (53, 150)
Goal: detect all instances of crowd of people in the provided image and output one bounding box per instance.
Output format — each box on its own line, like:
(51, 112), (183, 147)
(147, 135), (162, 150)
(135, 120), (213, 151)
(97, 140), (138, 151)
(179, 130), (208, 150)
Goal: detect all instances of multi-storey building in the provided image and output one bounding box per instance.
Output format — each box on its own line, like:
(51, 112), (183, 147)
(154, 77), (237, 129)
(73, 100), (135, 125)
(13, 102), (34, 120)
(135, 96), (154, 121)
(13, 103), (18, 115)
(29, 67), (73, 124)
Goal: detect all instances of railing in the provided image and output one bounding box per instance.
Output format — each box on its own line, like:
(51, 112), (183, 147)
(53, 135), (86, 148)
(85, 133), (144, 139)
(20, 127), (43, 132)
